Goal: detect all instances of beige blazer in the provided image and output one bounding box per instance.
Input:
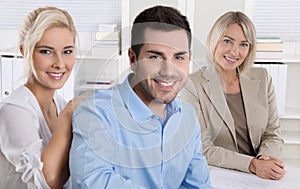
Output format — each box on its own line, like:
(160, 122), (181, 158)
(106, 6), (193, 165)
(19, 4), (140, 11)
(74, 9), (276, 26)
(180, 65), (283, 172)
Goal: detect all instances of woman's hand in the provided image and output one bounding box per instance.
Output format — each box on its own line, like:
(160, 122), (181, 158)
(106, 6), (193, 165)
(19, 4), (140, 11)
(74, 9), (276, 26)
(249, 155), (286, 180)
(64, 97), (85, 115)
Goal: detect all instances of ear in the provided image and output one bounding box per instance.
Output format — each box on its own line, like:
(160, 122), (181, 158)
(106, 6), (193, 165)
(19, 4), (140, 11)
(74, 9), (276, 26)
(128, 48), (137, 71)
(19, 46), (24, 56)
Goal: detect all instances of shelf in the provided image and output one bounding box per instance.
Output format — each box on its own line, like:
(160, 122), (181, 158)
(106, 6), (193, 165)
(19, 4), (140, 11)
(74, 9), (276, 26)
(0, 51), (22, 57)
(76, 51), (121, 60)
(255, 54), (300, 63)
(279, 107), (300, 119)
(76, 83), (114, 91)
(281, 131), (300, 145)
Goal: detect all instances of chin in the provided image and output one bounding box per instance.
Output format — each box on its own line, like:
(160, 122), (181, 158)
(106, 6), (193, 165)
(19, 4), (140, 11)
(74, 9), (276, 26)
(52, 84), (65, 90)
(161, 96), (176, 104)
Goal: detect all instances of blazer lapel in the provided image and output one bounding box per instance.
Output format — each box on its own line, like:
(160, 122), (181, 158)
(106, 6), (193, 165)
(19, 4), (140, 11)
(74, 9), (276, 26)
(201, 66), (237, 142)
(240, 72), (260, 151)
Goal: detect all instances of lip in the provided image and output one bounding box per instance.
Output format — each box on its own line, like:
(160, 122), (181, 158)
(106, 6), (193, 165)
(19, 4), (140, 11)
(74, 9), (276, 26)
(47, 72), (65, 80)
(224, 55), (238, 64)
(153, 78), (175, 90)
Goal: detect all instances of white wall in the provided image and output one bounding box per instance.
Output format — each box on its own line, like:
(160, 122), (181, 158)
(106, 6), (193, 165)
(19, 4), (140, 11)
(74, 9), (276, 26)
(0, 30), (18, 51)
(129, 0), (179, 25)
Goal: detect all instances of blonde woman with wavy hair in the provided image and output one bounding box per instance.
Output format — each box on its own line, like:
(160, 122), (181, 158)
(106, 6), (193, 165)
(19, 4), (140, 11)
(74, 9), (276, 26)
(0, 6), (83, 189)
(181, 11), (285, 180)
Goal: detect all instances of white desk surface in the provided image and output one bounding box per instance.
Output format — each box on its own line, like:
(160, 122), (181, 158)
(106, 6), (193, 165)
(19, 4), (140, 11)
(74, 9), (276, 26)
(209, 165), (300, 189)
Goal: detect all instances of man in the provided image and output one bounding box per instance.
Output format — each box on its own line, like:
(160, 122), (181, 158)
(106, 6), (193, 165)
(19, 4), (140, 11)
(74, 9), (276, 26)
(70, 5), (212, 189)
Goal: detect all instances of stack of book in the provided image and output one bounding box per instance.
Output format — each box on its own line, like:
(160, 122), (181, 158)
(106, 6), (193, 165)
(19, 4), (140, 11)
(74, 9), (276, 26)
(255, 37), (283, 60)
(92, 23), (120, 57)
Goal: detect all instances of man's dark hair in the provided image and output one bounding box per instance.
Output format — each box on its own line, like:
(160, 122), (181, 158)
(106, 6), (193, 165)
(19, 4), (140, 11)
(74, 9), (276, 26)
(131, 5), (191, 57)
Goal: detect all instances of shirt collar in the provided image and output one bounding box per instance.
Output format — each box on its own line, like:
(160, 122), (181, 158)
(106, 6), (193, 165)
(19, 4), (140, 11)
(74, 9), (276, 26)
(117, 73), (182, 122)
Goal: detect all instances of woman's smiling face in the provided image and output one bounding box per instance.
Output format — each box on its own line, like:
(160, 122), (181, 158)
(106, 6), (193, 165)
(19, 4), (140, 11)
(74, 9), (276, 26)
(31, 27), (75, 90)
(214, 23), (250, 72)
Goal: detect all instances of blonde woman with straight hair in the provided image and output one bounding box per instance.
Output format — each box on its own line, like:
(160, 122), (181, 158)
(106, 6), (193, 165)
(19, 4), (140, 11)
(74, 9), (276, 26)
(0, 6), (83, 189)
(181, 11), (285, 180)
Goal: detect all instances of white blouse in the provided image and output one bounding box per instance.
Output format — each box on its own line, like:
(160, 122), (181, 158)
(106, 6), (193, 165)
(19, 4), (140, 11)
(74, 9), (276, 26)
(0, 85), (66, 189)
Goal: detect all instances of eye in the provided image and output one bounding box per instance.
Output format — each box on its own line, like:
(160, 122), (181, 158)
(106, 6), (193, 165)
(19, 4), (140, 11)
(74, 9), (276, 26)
(39, 49), (51, 54)
(175, 55), (184, 60)
(149, 55), (160, 59)
(148, 55), (162, 63)
(240, 43), (249, 48)
(223, 38), (232, 44)
(64, 49), (73, 55)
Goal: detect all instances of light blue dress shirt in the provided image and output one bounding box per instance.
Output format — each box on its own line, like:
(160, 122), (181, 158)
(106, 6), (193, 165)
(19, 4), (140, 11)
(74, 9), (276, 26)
(70, 74), (213, 189)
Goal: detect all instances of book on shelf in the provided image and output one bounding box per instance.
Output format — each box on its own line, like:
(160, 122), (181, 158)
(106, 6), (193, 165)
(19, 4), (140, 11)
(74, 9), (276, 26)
(86, 80), (113, 85)
(256, 37), (283, 56)
(256, 36), (282, 43)
(98, 23), (118, 32)
(94, 40), (119, 45)
(256, 36), (283, 51)
(92, 39), (120, 57)
(255, 51), (283, 59)
(256, 42), (283, 52)
(91, 46), (120, 57)
(96, 31), (120, 41)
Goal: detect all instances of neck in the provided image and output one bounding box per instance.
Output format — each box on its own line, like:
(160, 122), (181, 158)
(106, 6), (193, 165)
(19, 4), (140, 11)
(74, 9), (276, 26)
(25, 76), (56, 112)
(217, 67), (241, 94)
(131, 77), (166, 120)
(219, 68), (239, 83)
(149, 99), (166, 120)
(25, 75), (59, 133)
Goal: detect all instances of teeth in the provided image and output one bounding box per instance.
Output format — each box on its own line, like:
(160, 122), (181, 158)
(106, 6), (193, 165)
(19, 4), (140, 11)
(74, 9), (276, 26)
(225, 56), (237, 62)
(49, 72), (63, 77)
(158, 81), (174, 87)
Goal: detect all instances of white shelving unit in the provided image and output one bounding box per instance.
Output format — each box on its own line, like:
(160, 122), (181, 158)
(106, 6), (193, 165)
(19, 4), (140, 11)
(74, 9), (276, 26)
(256, 54), (300, 162)
(74, 54), (121, 96)
(281, 131), (300, 145)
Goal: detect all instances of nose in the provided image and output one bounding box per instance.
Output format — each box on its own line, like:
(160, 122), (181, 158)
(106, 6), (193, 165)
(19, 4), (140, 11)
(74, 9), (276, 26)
(158, 60), (180, 81)
(158, 60), (171, 77)
(52, 53), (65, 68)
(230, 44), (239, 56)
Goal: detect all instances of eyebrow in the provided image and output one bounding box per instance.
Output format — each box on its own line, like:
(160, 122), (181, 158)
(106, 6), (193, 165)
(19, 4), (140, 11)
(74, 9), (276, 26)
(146, 50), (188, 56)
(35, 45), (74, 49)
(224, 36), (249, 43)
(175, 51), (189, 56)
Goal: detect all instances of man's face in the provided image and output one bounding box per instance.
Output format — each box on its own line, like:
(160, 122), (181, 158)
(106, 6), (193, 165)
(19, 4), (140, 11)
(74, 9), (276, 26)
(130, 28), (190, 105)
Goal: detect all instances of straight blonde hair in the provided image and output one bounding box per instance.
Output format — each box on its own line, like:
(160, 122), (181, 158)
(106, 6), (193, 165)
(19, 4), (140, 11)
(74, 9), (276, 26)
(206, 11), (256, 74)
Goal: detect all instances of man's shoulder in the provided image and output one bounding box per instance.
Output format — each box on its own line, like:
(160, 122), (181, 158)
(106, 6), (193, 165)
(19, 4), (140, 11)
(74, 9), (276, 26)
(75, 89), (114, 112)
(180, 99), (197, 116)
